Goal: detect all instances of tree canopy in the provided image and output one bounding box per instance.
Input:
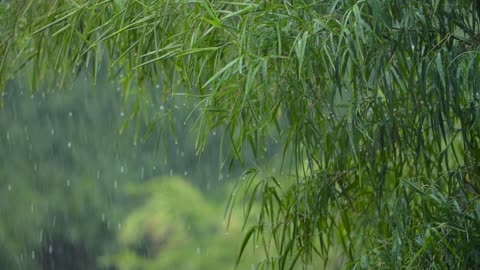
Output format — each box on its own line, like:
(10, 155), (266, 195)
(1, 0), (480, 269)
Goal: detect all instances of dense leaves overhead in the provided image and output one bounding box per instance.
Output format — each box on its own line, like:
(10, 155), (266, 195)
(1, 0), (480, 269)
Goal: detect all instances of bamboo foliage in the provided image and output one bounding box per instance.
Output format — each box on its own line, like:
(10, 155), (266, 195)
(1, 0), (480, 268)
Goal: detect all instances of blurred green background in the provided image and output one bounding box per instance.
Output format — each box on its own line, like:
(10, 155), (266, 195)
(0, 75), (264, 270)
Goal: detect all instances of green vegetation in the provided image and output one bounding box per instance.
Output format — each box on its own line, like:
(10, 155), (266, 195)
(0, 78), (248, 269)
(1, 0), (480, 269)
(0, 80), (133, 270)
(101, 176), (264, 270)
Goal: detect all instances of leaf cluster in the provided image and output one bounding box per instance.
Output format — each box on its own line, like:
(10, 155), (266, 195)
(1, 0), (480, 269)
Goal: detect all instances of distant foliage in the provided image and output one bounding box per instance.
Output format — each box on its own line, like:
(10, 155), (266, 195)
(0, 78), (233, 270)
(101, 176), (263, 270)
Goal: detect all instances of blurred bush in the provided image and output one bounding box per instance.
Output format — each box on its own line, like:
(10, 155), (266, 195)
(100, 176), (263, 270)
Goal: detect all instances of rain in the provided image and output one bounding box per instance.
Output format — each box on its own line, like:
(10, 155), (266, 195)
(0, 76), (270, 270)
(3, 1), (480, 269)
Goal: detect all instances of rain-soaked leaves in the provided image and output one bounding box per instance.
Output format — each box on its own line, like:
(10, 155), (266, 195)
(1, 0), (480, 269)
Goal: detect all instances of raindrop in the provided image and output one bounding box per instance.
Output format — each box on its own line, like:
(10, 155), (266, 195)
(7, 185), (11, 192)
(196, 247), (201, 255)
(174, 140), (178, 145)
(33, 163), (37, 171)
(155, 84), (160, 89)
(31, 251), (35, 260)
(141, 167), (145, 179)
(120, 166), (124, 173)
(6, 131), (9, 141)
(153, 166), (156, 171)
(30, 94), (34, 99)
(181, 151), (184, 157)
(159, 105), (164, 111)
(68, 111), (73, 117)
(120, 112), (125, 117)
(212, 131), (216, 136)
(117, 223), (122, 230)
(101, 213), (105, 222)
(97, 170), (101, 179)
(51, 129), (55, 135)
(66, 179), (70, 187)
(117, 87), (121, 92)
(184, 171), (188, 176)
(114, 180), (118, 189)
(67, 142), (72, 148)
(48, 245), (53, 254)
(169, 169), (173, 176)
